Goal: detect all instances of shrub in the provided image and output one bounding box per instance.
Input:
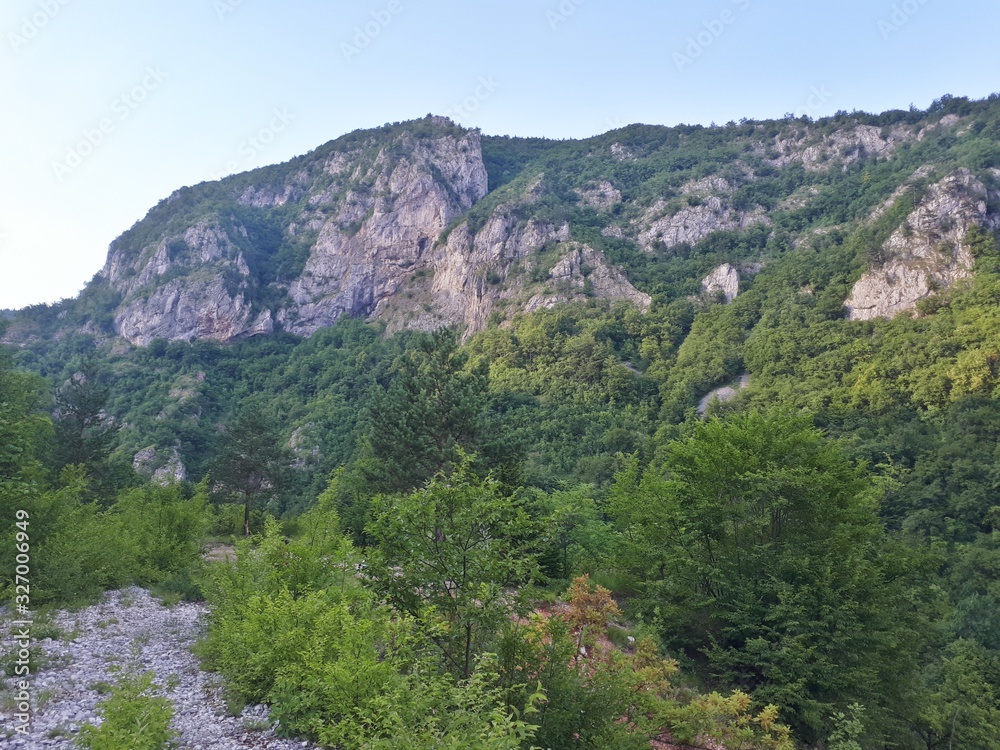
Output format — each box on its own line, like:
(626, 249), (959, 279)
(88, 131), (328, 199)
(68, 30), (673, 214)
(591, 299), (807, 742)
(75, 665), (175, 750)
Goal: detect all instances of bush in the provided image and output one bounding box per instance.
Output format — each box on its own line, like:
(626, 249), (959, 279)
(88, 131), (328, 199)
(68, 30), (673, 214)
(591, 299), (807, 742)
(33, 501), (142, 605)
(200, 520), (537, 749)
(31, 480), (212, 606)
(75, 664), (175, 750)
(114, 483), (212, 580)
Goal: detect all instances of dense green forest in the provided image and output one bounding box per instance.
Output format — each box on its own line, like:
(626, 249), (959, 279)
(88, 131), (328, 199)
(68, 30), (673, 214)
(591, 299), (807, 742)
(3, 95), (1000, 748)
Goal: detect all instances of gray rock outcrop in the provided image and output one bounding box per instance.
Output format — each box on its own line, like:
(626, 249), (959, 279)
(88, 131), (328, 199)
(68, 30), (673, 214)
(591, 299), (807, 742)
(846, 169), (994, 321)
(638, 197), (769, 252)
(702, 263), (740, 303)
(133, 445), (188, 485)
(97, 119), (650, 346)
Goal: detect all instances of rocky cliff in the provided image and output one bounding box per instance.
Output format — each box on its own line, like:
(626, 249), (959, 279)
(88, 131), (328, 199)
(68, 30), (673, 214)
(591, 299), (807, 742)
(13, 104), (1000, 348)
(846, 169), (999, 321)
(93, 117), (650, 346)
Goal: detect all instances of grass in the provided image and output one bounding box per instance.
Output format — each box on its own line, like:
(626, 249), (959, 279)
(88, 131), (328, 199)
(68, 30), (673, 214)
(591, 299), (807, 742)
(1, 645), (46, 677)
(90, 680), (115, 695)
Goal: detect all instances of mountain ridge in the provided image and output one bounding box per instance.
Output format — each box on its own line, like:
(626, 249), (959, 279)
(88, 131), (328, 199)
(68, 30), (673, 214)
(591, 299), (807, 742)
(6, 95), (1000, 350)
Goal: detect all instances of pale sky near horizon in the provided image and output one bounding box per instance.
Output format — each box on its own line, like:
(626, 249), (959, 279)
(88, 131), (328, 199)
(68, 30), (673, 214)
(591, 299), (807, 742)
(2, 0), (999, 310)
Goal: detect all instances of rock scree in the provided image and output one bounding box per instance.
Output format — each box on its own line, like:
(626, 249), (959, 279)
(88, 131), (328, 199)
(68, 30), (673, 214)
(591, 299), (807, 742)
(0, 588), (314, 750)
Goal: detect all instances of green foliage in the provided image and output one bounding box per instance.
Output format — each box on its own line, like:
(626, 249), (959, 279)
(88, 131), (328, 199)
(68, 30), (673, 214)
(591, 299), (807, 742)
(200, 519), (361, 703)
(657, 690), (794, 750)
(827, 704), (867, 750)
(910, 640), (1000, 750)
(610, 411), (929, 742)
(75, 663), (175, 750)
(30, 479), (212, 606)
(367, 456), (539, 677)
(530, 485), (609, 581)
(498, 617), (651, 750)
(201, 516), (538, 749)
(499, 611), (794, 750)
(114, 482), (212, 579)
(11, 100), (1000, 749)
(210, 405), (293, 536)
(358, 329), (494, 495)
(468, 302), (665, 485)
(50, 355), (130, 500)
(281, 654), (541, 750)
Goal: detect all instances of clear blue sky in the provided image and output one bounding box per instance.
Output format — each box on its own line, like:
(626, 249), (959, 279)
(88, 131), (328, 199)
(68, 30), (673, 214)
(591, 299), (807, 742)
(2, 0), (998, 309)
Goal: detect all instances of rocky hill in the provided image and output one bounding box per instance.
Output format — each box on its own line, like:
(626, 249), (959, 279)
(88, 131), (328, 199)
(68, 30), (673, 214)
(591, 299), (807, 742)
(63, 116), (650, 347)
(9, 97), (1000, 348)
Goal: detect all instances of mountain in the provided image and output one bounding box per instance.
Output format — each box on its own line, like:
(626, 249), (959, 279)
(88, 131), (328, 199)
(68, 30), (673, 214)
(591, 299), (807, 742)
(9, 96), (1000, 350)
(24, 116), (650, 348)
(8, 95), (1000, 749)
(8, 93), (1000, 491)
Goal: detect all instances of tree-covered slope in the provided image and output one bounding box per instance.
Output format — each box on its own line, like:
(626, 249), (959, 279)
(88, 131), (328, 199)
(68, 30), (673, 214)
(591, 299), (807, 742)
(4, 94), (1000, 748)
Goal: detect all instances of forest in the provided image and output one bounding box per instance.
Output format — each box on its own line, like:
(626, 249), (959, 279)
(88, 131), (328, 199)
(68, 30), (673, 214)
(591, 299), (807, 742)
(2, 94), (1000, 749)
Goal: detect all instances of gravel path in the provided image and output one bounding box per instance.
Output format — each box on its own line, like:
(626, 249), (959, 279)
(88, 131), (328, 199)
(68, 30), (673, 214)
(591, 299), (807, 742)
(0, 588), (316, 749)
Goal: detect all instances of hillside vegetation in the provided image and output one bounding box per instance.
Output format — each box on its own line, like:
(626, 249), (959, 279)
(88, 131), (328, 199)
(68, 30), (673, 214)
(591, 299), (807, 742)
(3, 94), (1000, 748)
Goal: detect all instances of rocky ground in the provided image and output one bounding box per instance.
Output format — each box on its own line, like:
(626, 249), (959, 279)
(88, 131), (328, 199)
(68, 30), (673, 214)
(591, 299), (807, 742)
(0, 587), (314, 749)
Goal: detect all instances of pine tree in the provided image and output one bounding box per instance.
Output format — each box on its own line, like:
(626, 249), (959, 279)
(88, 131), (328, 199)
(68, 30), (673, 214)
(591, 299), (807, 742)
(52, 356), (122, 499)
(211, 406), (292, 536)
(361, 329), (490, 494)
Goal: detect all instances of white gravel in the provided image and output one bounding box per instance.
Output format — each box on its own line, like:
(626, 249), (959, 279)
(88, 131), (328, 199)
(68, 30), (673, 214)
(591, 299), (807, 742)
(0, 588), (316, 749)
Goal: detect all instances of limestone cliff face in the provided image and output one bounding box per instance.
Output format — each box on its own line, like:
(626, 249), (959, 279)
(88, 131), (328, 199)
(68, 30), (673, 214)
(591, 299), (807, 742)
(67, 112), (997, 349)
(637, 196), (770, 252)
(702, 264), (740, 302)
(278, 129), (489, 336)
(96, 119), (650, 346)
(379, 207), (650, 337)
(845, 169), (996, 321)
(104, 224), (274, 346)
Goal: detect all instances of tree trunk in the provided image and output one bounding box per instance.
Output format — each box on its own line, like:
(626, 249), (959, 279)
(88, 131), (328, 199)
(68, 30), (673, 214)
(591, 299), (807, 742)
(244, 493), (251, 537)
(465, 623), (472, 679)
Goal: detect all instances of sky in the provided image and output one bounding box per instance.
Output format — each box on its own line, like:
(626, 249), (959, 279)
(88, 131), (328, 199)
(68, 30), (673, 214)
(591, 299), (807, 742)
(1, 0), (999, 310)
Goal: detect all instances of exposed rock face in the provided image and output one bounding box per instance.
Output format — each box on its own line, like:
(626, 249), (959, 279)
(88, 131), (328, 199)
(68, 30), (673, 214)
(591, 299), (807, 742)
(638, 197), (770, 251)
(576, 181), (622, 211)
(97, 119), (648, 346)
(53, 113), (995, 350)
(681, 176), (733, 195)
(698, 373), (751, 415)
(395, 212), (650, 337)
(702, 263), (740, 302)
(610, 143), (637, 162)
(771, 124), (914, 171)
(846, 169), (994, 321)
(525, 243), (652, 315)
(133, 445), (188, 485)
(279, 129), (489, 336)
(104, 222), (276, 346)
(115, 276), (274, 346)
